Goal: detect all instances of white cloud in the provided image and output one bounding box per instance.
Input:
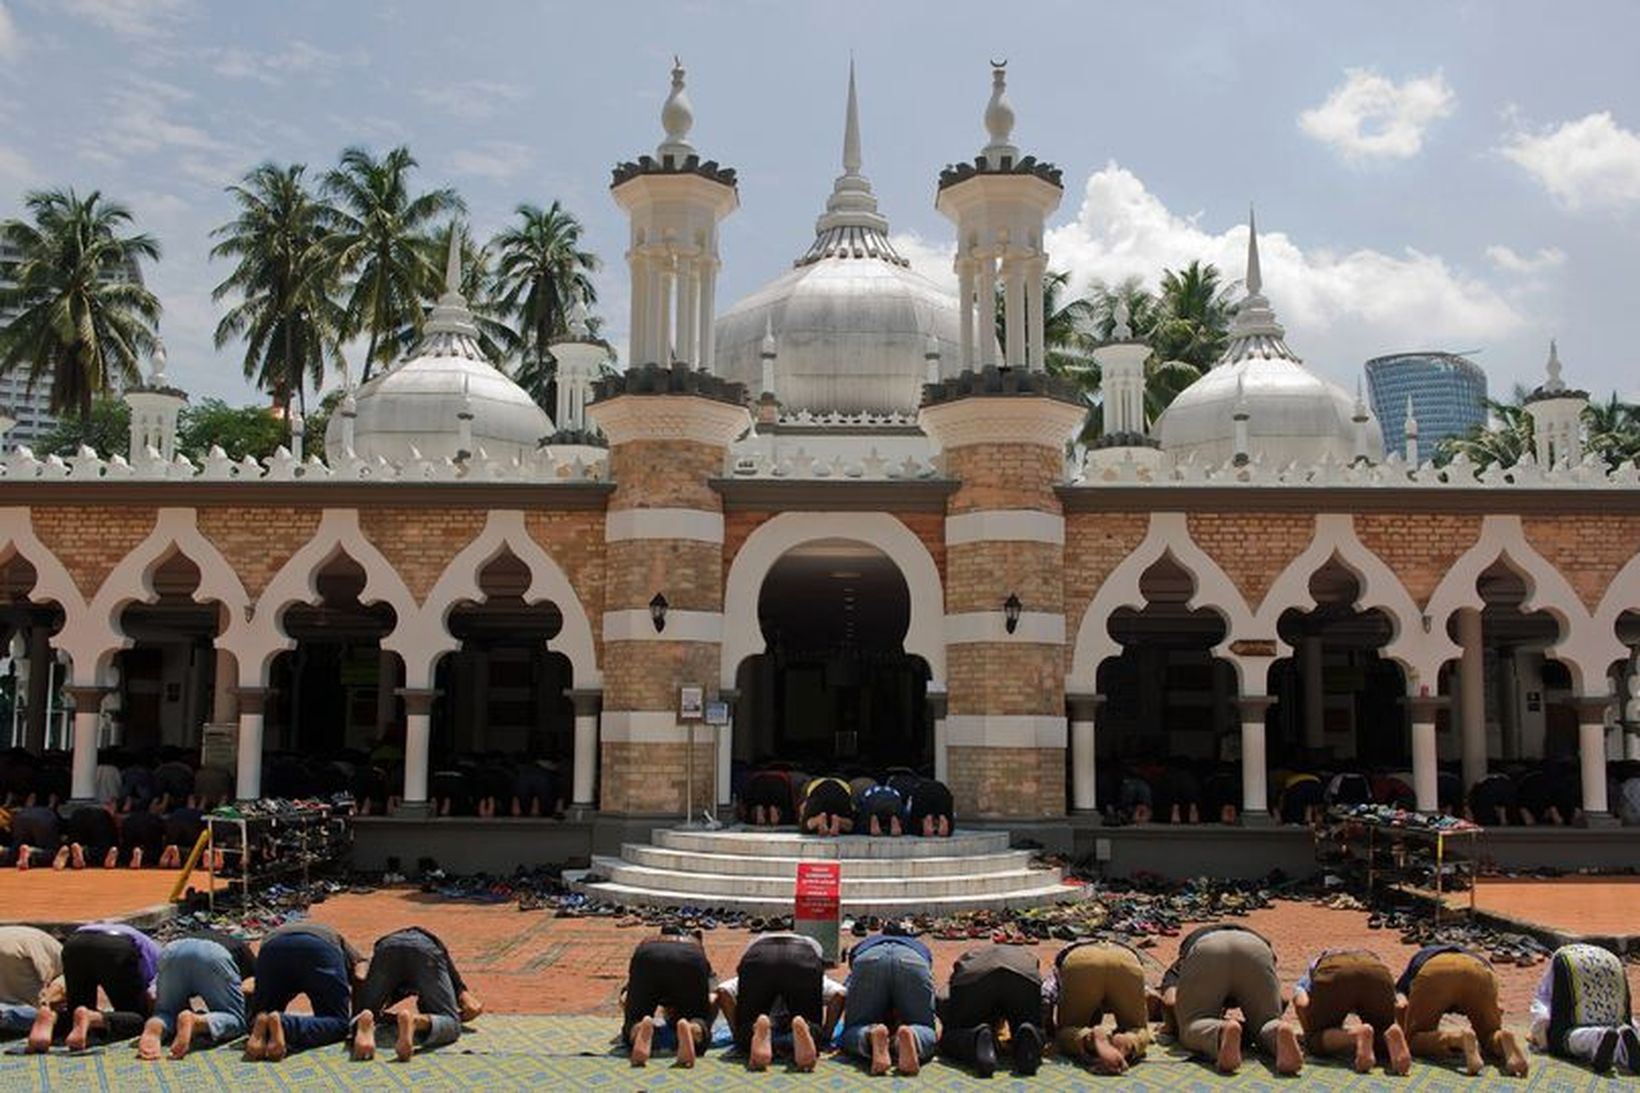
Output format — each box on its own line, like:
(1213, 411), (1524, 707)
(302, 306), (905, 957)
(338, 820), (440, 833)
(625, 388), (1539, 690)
(1485, 244), (1566, 274)
(1500, 111), (1640, 212)
(414, 79), (526, 122)
(448, 140), (533, 182)
(61, 0), (188, 39)
(210, 40), (365, 85)
(1299, 68), (1456, 162)
(0, 3), (22, 60)
(984, 164), (1526, 376)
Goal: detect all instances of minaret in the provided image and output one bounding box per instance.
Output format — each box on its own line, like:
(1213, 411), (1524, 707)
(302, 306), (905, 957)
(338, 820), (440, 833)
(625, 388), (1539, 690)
(936, 62), (1064, 372)
(1524, 339), (1589, 468)
(1093, 297), (1149, 438)
(125, 342), (187, 461)
(548, 296), (610, 434)
(611, 58), (738, 371)
(1404, 395), (1420, 465)
(1232, 374), (1252, 464)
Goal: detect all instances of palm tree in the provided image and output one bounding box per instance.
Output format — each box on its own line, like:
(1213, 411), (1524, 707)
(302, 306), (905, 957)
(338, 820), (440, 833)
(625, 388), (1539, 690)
(494, 201), (600, 409)
(210, 163), (345, 415)
(0, 189), (161, 424)
(396, 222), (519, 364)
(1438, 392), (1535, 468)
(1153, 260), (1237, 371)
(321, 146), (464, 381)
(1584, 392), (1640, 469)
(1058, 274), (1205, 441)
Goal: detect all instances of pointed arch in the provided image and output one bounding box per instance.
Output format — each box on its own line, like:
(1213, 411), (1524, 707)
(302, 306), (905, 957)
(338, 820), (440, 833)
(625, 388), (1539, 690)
(418, 509), (600, 688)
(1069, 512), (1255, 689)
(0, 507), (95, 683)
(1594, 549), (1640, 665)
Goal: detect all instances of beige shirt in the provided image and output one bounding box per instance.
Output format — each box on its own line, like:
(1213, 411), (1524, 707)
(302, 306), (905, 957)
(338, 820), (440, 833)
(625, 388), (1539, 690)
(0, 926), (62, 1004)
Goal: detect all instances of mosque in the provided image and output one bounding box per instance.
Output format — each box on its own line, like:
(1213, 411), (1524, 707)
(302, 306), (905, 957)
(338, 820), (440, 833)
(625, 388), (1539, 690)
(2, 61), (1637, 896)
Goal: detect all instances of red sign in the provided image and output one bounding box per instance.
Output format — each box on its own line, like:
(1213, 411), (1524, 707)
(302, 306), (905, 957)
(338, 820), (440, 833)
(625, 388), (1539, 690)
(794, 861), (841, 921)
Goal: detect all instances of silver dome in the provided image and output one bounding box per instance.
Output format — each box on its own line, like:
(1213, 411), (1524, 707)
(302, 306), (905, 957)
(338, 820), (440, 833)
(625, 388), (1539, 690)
(1157, 357), (1382, 467)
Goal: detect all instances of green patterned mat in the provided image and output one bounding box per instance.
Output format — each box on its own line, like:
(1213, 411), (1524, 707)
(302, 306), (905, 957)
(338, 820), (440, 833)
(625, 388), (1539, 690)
(0, 1016), (1631, 1090)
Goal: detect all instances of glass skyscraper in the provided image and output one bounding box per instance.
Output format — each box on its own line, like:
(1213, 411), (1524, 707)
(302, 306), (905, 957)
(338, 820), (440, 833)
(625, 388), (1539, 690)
(1365, 351), (1487, 455)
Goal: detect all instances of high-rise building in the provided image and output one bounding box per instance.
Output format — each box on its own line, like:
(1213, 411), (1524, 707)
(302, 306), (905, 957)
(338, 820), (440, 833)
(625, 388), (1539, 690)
(1365, 351), (1487, 456)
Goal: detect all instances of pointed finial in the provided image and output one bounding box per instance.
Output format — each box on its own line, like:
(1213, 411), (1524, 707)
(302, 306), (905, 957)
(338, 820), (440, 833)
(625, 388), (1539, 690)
(760, 314), (777, 357)
(567, 294), (590, 339)
(1113, 297), (1132, 341)
(843, 58), (862, 176)
(658, 55), (696, 159)
(982, 60), (1018, 161)
(1404, 394), (1418, 432)
(443, 226), (462, 296)
(1233, 371), (1250, 416)
(1544, 338), (1565, 392)
(1245, 206), (1263, 297)
(1352, 378), (1369, 421)
(149, 341), (168, 386)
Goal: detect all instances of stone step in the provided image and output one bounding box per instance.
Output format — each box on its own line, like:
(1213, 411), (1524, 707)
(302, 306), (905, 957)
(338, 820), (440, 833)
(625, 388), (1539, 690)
(623, 844), (1036, 878)
(580, 877), (1079, 916)
(651, 827), (1011, 859)
(592, 858), (1063, 902)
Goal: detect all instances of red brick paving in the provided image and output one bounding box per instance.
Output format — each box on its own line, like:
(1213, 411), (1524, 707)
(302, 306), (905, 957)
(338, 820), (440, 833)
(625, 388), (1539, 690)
(1469, 877), (1640, 937)
(0, 868), (223, 925)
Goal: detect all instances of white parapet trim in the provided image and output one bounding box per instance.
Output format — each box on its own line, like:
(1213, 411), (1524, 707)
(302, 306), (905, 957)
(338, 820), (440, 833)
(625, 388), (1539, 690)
(944, 714), (1068, 749)
(945, 509), (1065, 546)
(603, 608), (723, 644)
(606, 507), (725, 544)
(945, 611), (1065, 645)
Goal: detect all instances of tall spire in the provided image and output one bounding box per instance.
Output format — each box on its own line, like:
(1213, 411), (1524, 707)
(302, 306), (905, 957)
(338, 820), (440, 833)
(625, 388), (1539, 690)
(799, 59), (905, 267)
(418, 223), (483, 354)
(1219, 206), (1299, 367)
(842, 57), (862, 176)
(1543, 338), (1565, 393)
(443, 227), (461, 295)
(1245, 205), (1263, 296)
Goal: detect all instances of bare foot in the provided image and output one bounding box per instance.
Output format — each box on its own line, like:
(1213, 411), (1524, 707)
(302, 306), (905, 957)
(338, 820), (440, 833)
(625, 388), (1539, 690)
(676, 1021), (697, 1068)
(103, 847), (118, 869)
(1351, 1024), (1375, 1073)
(748, 1014), (773, 1071)
(265, 1012), (287, 1062)
(352, 1011), (376, 1060)
(1088, 1028), (1127, 1073)
(629, 1016), (653, 1067)
(27, 1008), (54, 1053)
(1384, 1024), (1411, 1076)
(868, 1024), (891, 1076)
(245, 1013), (268, 1061)
(895, 1025), (921, 1075)
(130, 847), (143, 869)
(791, 1016), (817, 1072)
(1497, 1029), (1529, 1077)
(52, 846), (69, 870)
(69, 843), (85, 870)
(136, 1017), (164, 1060)
(16, 846), (31, 871)
(64, 1006), (93, 1052)
(169, 1012), (197, 1060)
(1274, 1021), (1303, 1075)
(395, 1010), (415, 1062)
(1459, 1028), (1483, 1076)
(1215, 1018), (1243, 1074)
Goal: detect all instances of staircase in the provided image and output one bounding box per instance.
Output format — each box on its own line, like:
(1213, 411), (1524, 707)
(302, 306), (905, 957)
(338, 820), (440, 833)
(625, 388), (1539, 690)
(581, 827), (1077, 914)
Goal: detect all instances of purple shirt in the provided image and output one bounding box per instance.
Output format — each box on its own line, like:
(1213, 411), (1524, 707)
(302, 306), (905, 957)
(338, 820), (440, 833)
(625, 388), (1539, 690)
(75, 923), (161, 990)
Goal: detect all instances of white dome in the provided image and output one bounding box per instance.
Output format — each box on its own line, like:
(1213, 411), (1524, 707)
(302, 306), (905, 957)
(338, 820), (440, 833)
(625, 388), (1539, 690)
(714, 256), (962, 415)
(325, 234), (551, 465)
(1157, 357), (1382, 467)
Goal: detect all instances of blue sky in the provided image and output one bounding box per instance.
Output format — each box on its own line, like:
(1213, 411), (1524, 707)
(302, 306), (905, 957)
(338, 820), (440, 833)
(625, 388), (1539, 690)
(2, 0), (1638, 406)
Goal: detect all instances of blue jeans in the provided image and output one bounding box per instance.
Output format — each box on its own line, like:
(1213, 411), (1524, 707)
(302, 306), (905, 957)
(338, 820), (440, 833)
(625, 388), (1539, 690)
(355, 928), (461, 1051)
(0, 1003), (37, 1035)
(155, 939), (246, 1044)
(841, 943), (937, 1062)
(252, 932), (351, 1052)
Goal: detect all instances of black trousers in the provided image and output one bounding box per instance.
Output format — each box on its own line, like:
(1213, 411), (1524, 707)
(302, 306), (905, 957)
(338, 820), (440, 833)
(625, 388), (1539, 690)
(118, 811), (165, 865)
(356, 929), (460, 1019)
(623, 940), (713, 1043)
(64, 807), (117, 858)
(732, 938), (823, 1048)
(58, 932), (150, 1041)
(7, 807), (60, 863)
(938, 949), (1042, 1065)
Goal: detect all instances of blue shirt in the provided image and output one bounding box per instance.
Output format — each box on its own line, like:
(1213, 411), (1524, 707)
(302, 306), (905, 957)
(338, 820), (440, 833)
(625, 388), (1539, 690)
(848, 935), (932, 967)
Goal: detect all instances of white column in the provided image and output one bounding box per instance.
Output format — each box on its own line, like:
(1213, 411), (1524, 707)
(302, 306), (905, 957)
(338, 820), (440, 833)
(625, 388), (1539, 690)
(1026, 257), (1046, 372)
(628, 250), (649, 366)
(929, 689), (949, 785)
(676, 255), (698, 368)
(1628, 729), (1640, 762)
(1068, 693), (1100, 815)
(1238, 696), (1272, 820)
(234, 688), (266, 801)
(1575, 698), (1612, 821)
(399, 689), (435, 809)
(65, 686), (108, 800)
(1004, 259), (1027, 367)
(1302, 635), (1326, 752)
(569, 689), (600, 810)
(956, 258), (975, 371)
(656, 259), (674, 364)
(644, 256), (664, 364)
(697, 258), (718, 374)
(980, 254), (999, 367)
(1409, 696), (1441, 812)
(1457, 608), (1487, 790)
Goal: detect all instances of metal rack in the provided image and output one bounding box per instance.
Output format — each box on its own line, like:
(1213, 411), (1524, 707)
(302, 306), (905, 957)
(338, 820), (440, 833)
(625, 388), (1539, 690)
(1316, 811), (1482, 924)
(204, 804), (350, 910)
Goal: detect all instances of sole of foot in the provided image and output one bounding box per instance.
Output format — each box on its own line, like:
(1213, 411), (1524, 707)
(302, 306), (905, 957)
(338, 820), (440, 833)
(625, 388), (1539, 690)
(169, 1012), (196, 1060)
(1499, 1030), (1529, 1078)
(895, 1025), (921, 1076)
(395, 1011), (415, 1062)
(629, 1017), (653, 1067)
(1384, 1024), (1411, 1075)
(1460, 1029), (1483, 1076)
(136, 1019), (164, 1061)
(791, 1016), (817, 1072)
(868, 1025), (891, 1076)
(676, 1022), (697, 1068)
(265, 1013), (287, 1063)
(747, 1015), (773, 1071)
(1353, 1024), (1376, 1073)
(1274, 1023), (1303, 1075)
(352, 1011), (376, 1061)
(245, 1014), (268, 1061)
(1216, 1019), (1243, 1074)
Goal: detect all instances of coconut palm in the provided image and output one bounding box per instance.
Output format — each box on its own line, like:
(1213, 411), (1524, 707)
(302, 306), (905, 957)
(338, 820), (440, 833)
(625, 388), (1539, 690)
(1584, 392), (1640, 469)
(211, 163), (345, 415)
(0, 189), (161, 424)
(1438, 391), (1535, 469)
(395, 221), (519, 365)
(321, 145), (464, 381)
(1152, 260), (1237, 370)
(494, 201), (600, 409)
(1059, 274), (1205, 441)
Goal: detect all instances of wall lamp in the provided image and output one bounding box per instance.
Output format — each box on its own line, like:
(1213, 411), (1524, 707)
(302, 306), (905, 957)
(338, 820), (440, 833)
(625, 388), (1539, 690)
(1003, 592), (1022, 635)
(650, 592), (669, 633)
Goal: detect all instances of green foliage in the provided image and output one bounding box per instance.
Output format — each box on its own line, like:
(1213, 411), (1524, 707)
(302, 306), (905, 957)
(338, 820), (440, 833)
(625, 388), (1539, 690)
(1436, 388), (1640, 471)
(36, 395), (129, 457)
(495, 201), (601, 410)
(0, 189), (162, 423)
(175, 397), (290, 463)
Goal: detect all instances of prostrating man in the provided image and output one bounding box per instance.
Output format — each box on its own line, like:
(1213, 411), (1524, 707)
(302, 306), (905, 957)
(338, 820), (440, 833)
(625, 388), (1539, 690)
(0, 926), (61, 1038)
(622, 926), (714, 1068)
(903, 777), (954, 838)
(715, 931), (842, 1072)
(1170, 925), (1302, 1075)
(854, 781), (904, 837)
(26, 922), (160, 1052)
(939, 944), (1044, 1077)
(247, 922), (363, 1060)
(742, 769), (797, 827)
(1398, 944), (1529, 1077)
(351, 926), (484, 1061)
(1292, 948), (1411, 1074)
(1528, 943), (1637, 1075)
(799, 777), (855, 837)
(137, 929), (256, 1059)
(6, 804), (60, 870)
(841, 929), (937, 1076)
(1046, 939), (1151, 1074)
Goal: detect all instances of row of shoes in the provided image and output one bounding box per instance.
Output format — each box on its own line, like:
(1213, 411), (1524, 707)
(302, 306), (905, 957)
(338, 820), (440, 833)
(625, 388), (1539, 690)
(1329, 804), (1481, 833)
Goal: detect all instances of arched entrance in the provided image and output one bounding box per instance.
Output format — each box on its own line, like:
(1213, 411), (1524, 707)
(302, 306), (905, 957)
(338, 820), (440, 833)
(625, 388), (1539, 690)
(113, 552), (224, 752)
(733, 538), (931, 772)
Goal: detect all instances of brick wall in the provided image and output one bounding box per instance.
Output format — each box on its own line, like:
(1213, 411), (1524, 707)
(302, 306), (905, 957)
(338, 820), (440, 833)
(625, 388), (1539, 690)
(32, 506), (157, 598)
(524, 511), (606, 659)
(945, 541), (1061, 614)
(197, 506), (323, 597)
(1063, 512), (1149, 669)
(947, 745), (1064, 819)
(608, 441), (724, 511)
(1186, 512), (1315, 611)
(359, 509), (486, 603)
(1355, 513), (1483, 608)
(600, 639), (720, 711)
(606, 539), (722, 612)
(599, 740), (717, 813)
(1523, 515), (1640, 612)
(946, 644), (1065, 716)
(943, 444), (1062, 515)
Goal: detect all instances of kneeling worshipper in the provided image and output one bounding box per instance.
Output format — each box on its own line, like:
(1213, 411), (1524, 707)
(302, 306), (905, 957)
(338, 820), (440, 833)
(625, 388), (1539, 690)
(1398, 944), (1529, 1076)
(799, 776), (855, 837)
(26, 922), (159, 1052)
(622, 926), (714, 1068)
(716, 931), (843, 1072)
(136, 929), (256, 1059)
(1293, 948), (1411, 1074)
(0, 927), (61, 1038)
(938, 944), (1044, 1077)
(351, 926), (484, 1061)
(1170, 924), (1302, 1075)
(1045, 939), (1151, 1075)
(246, 922), (363, 1060)
(841, 928), (937, 1076)
(1528, 943), (1638, 1075)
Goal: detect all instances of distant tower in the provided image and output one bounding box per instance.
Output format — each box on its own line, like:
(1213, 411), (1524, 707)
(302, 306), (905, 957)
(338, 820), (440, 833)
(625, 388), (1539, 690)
(549, 297), (610, 434)
(610, 58), (738, 371)
(1524, 339), (1589, 468)
(1095, 298), (1148, 438)
(124, 343), (187, 461)
(936, 62), (1063, 372)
